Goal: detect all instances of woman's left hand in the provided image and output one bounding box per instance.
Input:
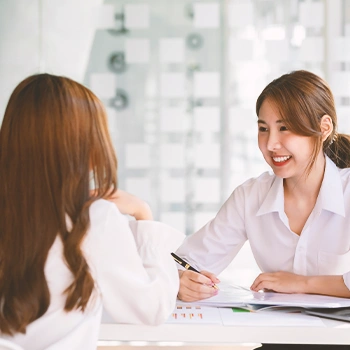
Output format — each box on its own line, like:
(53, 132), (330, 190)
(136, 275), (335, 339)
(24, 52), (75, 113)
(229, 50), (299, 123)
(250, 271), (308, 294)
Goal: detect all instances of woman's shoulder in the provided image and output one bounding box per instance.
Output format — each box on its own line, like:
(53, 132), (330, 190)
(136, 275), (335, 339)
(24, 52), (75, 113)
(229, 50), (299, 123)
(338, 168), (350, 197)
(225, 171), (277, 206)
(238, 170), (276, 191)
(88, 199), (125, 229)
(89, 198), (117, 215)
(339, 167), (350, 181)
(90, 198), (115, 211)
(83, 199), (130, 252)
(327, 156), (350, 185)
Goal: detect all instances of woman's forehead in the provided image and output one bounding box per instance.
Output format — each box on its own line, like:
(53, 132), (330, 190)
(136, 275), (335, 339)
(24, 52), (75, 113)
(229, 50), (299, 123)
(258, 98), (283, 119)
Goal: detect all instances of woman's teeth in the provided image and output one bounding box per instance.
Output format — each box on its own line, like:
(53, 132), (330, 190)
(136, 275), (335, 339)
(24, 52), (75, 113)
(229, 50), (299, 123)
(273, 156), (291, 163)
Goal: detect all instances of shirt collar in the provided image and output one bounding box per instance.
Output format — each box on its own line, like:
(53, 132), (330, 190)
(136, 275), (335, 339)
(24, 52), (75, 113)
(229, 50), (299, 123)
(256, 156), (345, 217)
(320, 156), (345, 217)
(256, 175), (284, 216)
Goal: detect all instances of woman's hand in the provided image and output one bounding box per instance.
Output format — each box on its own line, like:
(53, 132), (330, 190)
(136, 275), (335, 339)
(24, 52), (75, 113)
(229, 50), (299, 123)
(250, 271), (308, 294)
(105, 189), (153, 220)
(177, 270), (220, 302)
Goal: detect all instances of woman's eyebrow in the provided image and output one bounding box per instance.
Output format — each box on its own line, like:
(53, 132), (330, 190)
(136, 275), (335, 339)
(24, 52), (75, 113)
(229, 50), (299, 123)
(257, 119), (283, 124)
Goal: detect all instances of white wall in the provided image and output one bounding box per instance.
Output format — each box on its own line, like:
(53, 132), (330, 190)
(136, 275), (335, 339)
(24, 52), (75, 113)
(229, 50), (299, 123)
(0, 0), (102, 122)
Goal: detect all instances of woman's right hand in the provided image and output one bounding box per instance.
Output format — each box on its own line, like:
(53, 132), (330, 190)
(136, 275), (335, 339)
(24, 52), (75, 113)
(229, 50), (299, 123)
(177, 270), (220, 302)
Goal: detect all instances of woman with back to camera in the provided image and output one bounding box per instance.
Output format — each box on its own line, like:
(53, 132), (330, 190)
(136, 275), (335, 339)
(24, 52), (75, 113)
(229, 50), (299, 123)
(0, 73), (179, 350)
(175, 70), (350, 349)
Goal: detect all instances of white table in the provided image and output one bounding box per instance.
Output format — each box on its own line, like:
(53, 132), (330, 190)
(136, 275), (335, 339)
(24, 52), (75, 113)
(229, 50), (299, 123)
(99, 317), (350, 346)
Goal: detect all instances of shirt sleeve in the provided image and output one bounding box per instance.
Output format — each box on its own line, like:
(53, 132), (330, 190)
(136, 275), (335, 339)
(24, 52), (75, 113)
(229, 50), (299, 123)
(84, 201), (180, 325)
(175, 185), (248, 275)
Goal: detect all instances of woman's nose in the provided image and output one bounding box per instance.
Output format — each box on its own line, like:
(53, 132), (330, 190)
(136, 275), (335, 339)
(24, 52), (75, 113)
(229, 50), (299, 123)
(267, 133), (281, 151)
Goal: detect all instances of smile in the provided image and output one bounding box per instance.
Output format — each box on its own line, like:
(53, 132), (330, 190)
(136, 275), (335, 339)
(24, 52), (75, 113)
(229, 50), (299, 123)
(272, 156), (291, 163)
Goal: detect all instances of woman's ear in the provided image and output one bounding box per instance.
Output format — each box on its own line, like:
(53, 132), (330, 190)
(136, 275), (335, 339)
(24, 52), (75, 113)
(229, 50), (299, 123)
(320, 115), (333, 141)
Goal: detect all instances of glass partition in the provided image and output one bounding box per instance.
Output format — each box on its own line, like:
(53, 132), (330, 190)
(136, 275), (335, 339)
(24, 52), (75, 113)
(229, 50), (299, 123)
(1, 0), (350, 284)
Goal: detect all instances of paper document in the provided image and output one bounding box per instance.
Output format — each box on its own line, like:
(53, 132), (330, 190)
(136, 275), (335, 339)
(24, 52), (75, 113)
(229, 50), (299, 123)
(195, 283), (350, 309)
(167, 302), (326, 327)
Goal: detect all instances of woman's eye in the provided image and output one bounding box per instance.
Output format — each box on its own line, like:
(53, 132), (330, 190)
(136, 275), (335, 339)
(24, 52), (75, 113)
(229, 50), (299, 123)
(259, 126), (268, 132)
(280, 126), (288, 131)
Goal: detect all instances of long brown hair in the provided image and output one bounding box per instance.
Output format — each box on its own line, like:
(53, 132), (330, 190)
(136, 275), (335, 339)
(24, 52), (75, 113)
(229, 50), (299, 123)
(0, 73), (117, 335)
(256, 70), (350, 172)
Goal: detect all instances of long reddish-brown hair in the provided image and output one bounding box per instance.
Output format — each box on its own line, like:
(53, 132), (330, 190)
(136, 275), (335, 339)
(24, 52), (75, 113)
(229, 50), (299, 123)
(256, 70), (350, 173)
(0, 73), (117, 335)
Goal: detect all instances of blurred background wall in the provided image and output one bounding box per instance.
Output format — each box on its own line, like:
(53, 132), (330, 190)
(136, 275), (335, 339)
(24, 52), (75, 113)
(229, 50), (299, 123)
(1, 0), (350, 284)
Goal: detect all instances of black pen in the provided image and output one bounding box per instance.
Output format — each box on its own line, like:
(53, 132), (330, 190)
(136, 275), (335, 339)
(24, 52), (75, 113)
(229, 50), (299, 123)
(171, 252), (219, 289)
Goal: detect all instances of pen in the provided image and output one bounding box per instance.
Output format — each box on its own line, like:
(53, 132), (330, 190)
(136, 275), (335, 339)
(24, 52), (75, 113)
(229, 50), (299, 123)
(170, 252), (219, 289)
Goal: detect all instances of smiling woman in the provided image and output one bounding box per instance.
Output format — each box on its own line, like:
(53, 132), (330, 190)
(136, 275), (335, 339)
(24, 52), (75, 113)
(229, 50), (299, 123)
(256, 70), (350, 172)
(257, 100), (329, 236)
(175, 69), (350, 301)
(255, 71), (348, 237)
(174, 70), (350, 349)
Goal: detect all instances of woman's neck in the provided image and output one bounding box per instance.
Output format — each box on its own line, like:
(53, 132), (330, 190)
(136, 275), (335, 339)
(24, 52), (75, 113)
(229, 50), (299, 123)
(283, 153), (326, 235)
(284, 153), (326, 201)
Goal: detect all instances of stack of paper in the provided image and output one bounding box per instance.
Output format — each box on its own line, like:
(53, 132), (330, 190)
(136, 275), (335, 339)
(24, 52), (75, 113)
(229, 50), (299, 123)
(171, 283), (350, 325)
(194, 283), (350, 309)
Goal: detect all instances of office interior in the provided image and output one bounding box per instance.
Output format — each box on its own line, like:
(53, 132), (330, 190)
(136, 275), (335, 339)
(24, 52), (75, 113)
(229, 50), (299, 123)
(1, 0), (350, 348)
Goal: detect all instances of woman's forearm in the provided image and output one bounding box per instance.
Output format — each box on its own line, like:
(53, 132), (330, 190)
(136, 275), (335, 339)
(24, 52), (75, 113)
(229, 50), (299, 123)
(305, 275), (350, 298)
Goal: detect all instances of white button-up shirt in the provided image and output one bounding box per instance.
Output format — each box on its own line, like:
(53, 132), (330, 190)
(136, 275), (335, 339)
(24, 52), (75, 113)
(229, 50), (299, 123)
(176, 156), (350, 290)
(5, 200), (182, 350)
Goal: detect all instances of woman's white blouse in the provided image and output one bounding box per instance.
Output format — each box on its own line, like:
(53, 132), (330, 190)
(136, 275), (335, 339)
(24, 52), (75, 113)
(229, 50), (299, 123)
(176, 156), (350, 290)
(6, 200), (181, 350)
